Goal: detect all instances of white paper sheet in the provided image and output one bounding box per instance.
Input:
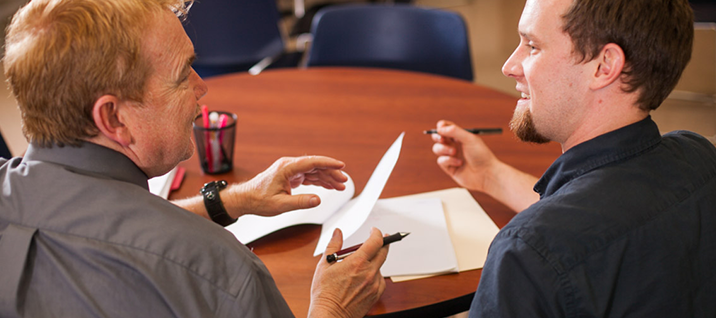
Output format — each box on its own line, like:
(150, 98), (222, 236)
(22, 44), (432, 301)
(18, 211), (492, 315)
(227, 174), (355, 244)
(148, 167), (177, 199)
(313, 132), (405, 256)
(388, 188), (500, 282)
(341, 197), (459, 277)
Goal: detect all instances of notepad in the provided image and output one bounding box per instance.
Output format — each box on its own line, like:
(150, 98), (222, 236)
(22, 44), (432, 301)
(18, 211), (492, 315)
(339, 188), (500, 279)
(387, 188), (500, 282)
(341, 196), (459, 277)
(227, 133), (405, 248)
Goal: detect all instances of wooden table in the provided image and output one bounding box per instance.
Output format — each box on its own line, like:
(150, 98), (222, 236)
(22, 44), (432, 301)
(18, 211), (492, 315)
(170, 67), (562, 317)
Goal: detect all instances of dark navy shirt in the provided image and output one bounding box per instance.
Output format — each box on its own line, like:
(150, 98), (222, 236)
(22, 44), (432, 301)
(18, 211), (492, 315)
(470, 117), (716, 317)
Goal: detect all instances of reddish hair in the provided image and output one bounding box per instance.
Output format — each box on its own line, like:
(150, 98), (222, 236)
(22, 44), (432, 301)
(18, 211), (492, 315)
(3, 0), (193, 147)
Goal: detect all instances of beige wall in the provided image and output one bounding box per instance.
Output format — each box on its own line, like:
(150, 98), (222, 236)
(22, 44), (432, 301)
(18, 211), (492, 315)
(654, 23), (716, 139)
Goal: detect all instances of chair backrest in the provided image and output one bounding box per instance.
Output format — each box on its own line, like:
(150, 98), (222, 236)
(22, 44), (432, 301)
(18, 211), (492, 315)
(182, 0), (284, 77)
(306, 4), (473, 81)
(1, 130), (12, 159)
(690, 0), (716, 22)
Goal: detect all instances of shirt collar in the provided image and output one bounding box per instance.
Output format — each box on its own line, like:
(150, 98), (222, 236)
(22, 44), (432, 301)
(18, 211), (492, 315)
(22, 141), (149, 190)
(534, 116), (662, 198)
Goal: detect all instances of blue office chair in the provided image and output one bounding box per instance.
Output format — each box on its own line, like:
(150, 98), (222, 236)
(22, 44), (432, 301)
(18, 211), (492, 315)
(182, 0), (298, 78)
(306, 4), (474, 81)
(1, 130), (12, 159)
(690, 0), (716, 22)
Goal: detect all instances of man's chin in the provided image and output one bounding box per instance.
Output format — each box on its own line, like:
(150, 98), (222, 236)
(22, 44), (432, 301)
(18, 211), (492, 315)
(509, 107), (550, 144)
(181, 142), (195, 162)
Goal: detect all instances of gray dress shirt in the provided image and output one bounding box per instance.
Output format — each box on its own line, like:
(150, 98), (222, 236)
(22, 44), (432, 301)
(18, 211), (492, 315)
(0, 142), (294, 317)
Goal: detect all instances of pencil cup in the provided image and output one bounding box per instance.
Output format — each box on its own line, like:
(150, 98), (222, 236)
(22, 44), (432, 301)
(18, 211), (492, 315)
(192, 111), (237, 174)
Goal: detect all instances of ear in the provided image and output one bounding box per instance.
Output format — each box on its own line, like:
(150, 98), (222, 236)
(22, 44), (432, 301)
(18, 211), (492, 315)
(92, 95), (133, 147)
(590, 43), (626, 90)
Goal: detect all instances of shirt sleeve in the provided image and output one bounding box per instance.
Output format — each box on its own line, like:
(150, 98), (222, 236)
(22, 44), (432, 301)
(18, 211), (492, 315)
(469, 233), (571, 318)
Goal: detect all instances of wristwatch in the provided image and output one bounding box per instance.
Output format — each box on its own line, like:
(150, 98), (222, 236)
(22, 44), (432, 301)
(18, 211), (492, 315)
(200, 180), (237, 226)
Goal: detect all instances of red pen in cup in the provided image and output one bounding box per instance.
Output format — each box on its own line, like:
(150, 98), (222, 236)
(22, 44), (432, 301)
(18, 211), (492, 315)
(200, 105), (213, 173)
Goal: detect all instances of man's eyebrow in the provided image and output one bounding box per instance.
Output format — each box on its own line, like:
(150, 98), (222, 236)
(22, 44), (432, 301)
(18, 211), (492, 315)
(177, 54), (196, 80)
(186, 54), (196, 68)
(519, 31), (535, 41)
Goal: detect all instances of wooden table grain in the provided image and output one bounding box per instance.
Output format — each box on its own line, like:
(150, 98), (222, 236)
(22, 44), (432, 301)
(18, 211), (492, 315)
(170, 67), (562, 317)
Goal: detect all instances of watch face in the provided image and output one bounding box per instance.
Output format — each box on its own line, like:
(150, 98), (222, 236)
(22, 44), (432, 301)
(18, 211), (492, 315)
(200, 180), (236, 226)
(201, 182), (218, 201)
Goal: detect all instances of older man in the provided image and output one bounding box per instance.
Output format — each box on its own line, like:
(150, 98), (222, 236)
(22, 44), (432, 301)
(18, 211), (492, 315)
(432, 0), (716, 317)
(0, 0), (387, 317)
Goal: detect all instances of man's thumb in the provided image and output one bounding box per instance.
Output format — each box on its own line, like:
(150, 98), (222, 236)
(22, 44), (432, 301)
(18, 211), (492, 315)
(324, 228), (343, 255)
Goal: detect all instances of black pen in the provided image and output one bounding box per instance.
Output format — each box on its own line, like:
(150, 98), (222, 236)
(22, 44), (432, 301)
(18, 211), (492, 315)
(423, 127), (503, 135)
(326, 232), (410, 263)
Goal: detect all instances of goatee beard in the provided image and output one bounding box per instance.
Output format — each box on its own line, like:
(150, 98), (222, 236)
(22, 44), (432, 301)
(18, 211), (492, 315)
(509, 107), (550, 144)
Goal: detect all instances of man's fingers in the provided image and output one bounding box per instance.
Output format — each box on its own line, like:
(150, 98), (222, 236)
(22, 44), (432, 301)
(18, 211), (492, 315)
(437, 155), (464, 169)
(272, 193), (321, 212)
(432, 142), (458, 157)
(437, 123), (473, 143)
(286, 156), (346, 176)
(282, 156), (347, 191)
(324, 228), (344, 256)
(372, 238), (389, 265)
(302, 170), (348, 190)
(436, 119), (454, 129)
(354, 228), (386, 262)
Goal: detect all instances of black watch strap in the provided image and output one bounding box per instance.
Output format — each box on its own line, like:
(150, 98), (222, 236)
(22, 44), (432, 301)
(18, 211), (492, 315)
(200, 180), (237, 227)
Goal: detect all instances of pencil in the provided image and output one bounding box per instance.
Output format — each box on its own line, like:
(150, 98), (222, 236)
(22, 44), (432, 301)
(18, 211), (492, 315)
(423, 127), (503, 135)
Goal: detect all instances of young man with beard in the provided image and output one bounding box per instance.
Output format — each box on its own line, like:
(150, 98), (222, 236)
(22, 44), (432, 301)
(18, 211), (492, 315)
(431, 0), (716, 316)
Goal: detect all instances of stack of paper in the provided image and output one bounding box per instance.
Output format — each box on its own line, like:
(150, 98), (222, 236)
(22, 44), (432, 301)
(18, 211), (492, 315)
(340, 196), (459, 277)
(331, 187), (500, 280)
(383, 188), (500, 282)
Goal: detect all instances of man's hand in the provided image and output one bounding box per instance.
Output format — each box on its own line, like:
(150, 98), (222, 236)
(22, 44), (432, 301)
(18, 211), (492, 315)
(430, 120), (540, 212)
(308, 228), (389, 318)
(172, 155), (348, 222)
(431, 120), (500, 193)
(224, 156), (348, 218)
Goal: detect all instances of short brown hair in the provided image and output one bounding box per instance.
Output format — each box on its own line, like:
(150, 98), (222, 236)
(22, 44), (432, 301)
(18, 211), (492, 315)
(3, 0), (193, 147)
(562, 0), (694, 111)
